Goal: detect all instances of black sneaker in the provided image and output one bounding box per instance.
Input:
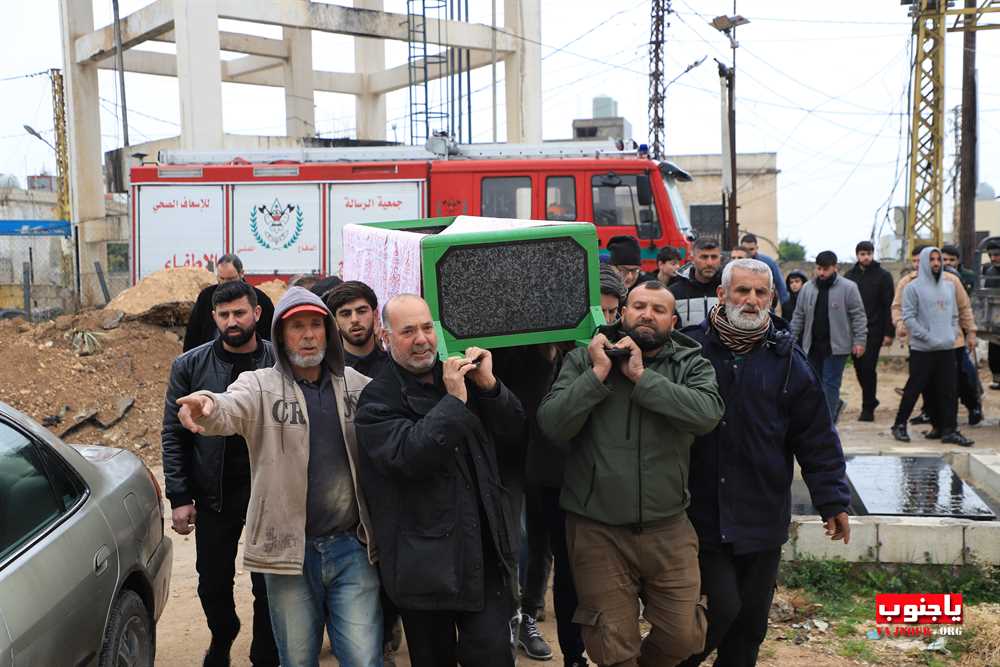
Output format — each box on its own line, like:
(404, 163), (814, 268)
(518, 615), (553, 660)
(969, 407), (984, 426)
(858, 409), (875, 422)
(924, 429), (942, 440)
(910, 412), (932, 425)
(942, 431), (975, 447)
(891, 423), (911, 442)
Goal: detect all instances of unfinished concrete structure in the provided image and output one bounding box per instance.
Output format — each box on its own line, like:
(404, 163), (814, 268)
(58, 0), (542, 303)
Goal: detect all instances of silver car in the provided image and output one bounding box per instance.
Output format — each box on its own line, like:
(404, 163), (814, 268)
(0, 402), (172, 666)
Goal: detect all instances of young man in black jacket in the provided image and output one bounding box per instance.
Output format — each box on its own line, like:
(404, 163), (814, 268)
(356, 294), (525, 667)
(325, 280), (390, 379)
(844, 241), (895, 421)
(183, 254), (275, 352)
(162, 280), (279, 667)
(681, 258), (851, 667)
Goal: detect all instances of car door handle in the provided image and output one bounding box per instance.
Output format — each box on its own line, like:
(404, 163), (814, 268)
(94, 545), (111, 576)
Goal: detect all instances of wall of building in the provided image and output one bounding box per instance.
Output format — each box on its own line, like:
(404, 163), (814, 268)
(667, 152), (780, 257)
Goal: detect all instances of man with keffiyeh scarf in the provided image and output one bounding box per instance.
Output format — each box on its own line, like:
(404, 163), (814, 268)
(680, 259), (851, 667)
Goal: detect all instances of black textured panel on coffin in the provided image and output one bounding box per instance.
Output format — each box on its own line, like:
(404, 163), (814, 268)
(436, 238), (589, 339)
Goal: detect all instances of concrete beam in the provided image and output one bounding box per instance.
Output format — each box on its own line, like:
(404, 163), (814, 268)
(155, 29), (288, 58)
(98, 50), (178, 78)
(504, 0), (542, 143)
(75, 0), (174, 64)
(174, 0), (224, 149)
(215, 0), (516, 52)
(96, 50), (359, 96)
(368, 48), (497, 96)
(354, 0), (386, 141)
(282, 27), (316, 138)
(60, 0), (108, 306)
(223, 55), (284, 79)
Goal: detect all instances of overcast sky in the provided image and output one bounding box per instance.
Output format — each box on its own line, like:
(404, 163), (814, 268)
(1, 0), (998, 259)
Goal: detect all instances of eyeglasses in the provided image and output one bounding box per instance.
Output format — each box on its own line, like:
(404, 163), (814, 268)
(617, 266), (641, 276)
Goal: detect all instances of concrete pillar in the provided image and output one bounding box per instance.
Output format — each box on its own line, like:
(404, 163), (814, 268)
(59, 0), (108, 305)
(174, 0), (223, 149)
(283, 27), (316, 137)
(504, 0), (542, 143)
(354, 0), (387, 140)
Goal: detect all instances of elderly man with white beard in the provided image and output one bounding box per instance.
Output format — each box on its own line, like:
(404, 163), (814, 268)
(678, 259), (852, 667)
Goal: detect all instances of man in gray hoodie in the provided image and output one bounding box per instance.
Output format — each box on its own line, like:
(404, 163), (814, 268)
(789, 251), (867, 421)
(176, 286), (384, 667)
(891, 247), (974, 446)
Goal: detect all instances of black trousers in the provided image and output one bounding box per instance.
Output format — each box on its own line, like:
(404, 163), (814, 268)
(194, 483), (278, 666)
(400, 556), (516, 667)
(895, 349), (958, 431)
(853, 336), (883, 411)
(677, 544), (782, 667)
(520, 484), (553, 618)
(539, 486), (587, 665)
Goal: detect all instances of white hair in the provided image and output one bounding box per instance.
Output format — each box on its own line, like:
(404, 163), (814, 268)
(721, 258), (774, 292)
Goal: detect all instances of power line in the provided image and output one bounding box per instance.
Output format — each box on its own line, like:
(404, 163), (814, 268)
(674, 11), (909, 26)
(0, 70), (49, 82)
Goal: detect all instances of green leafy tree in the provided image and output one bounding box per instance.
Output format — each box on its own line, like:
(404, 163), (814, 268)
(779, 239), (806, 262)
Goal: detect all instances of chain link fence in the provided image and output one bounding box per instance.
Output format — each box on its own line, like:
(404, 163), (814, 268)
(0, 234), (76, 319)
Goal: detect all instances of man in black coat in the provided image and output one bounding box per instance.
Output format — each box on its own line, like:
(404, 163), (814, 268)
(183, 254), (275, 352)
(679, 258), (851, 667)
(355, 294), (525, 667)
(844, 240), (895, 421)
(162, 280), (278, 667)
(984, 242), (1000, 389)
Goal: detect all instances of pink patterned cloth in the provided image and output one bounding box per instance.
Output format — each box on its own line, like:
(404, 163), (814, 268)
(342, 224), (424, 307)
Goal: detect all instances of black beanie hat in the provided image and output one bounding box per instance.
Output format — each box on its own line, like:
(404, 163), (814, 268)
(607, 235), (641, 266)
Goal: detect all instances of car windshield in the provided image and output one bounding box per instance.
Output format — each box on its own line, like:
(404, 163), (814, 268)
(662, 173), (692, 237)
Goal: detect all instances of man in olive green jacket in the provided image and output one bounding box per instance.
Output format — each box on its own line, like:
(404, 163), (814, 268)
(538, 280), (724, 667)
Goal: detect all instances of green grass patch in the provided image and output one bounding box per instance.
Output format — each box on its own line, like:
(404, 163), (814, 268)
(779, 559), (1000, 605)
(838, 638), (877, 663)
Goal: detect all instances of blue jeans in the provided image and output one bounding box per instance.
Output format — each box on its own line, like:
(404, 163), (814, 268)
(809, 350), (848, 419)
(264, 533), (383, 667)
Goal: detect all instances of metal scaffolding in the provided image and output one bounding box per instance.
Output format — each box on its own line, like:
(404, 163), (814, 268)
(406, 0), (473, 145)
(648, 0), (670, 160)
(904, 0), (1000, 250)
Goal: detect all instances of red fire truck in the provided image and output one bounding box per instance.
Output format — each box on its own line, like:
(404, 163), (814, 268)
(128, 140), (694, 283)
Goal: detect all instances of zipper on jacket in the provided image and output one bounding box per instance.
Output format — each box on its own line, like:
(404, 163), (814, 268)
(625, 399), (633, 440)
(637, 410), (644, 528)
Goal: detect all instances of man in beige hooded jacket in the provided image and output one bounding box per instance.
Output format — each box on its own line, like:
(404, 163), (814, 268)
(177, 286), (382, 667)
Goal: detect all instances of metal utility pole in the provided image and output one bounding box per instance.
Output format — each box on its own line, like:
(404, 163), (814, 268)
(50, 70), (70, 224)
(711, 9), (748, 251)
(491, 0), (497, 143)
(111, 0), (130, 147)
(902, 0), (999, 252)
(648, 0), (670, 160)
(958, 0), (978, 262)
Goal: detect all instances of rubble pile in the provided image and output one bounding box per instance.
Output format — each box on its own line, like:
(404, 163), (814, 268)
(256, 278), (288, 305)
(0, 308), (183, 467)
(106, 267), (215, 325)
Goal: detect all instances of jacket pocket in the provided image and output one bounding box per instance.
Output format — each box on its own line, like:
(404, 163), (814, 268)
(405, 474), (456, 537)
(394, 532), (460, 597)
(680, 463), (690, 504)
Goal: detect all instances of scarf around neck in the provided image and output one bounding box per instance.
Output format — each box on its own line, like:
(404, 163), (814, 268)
(709, 304), (770, 355)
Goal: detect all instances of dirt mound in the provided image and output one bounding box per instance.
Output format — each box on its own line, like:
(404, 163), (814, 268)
(106, 267), (215, 324)
(0, 315), (182, 467)
(256, 278), (288, 305)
